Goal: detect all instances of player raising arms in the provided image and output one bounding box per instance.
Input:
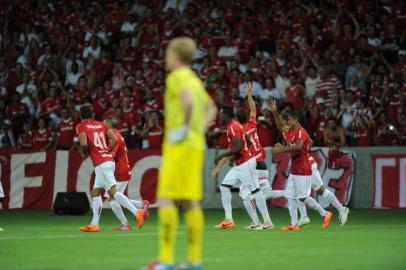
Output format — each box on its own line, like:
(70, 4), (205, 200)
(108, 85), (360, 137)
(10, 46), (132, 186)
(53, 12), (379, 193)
(103, 118), (150, 231)
(142, 37), (217, 270)
(76, 104), (145, 232)
(272, 110), (332, 230)
(211, 107), (273, 230)
(271, 100), (349, 226)
(235, 82), (273, 229)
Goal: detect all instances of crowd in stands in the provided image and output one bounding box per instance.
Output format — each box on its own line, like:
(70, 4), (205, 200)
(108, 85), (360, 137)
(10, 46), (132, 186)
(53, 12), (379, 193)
(0, 0), (405, 151)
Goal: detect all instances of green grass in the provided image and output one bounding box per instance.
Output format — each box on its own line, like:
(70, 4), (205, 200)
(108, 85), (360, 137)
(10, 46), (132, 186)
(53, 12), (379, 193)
(0, 209), (405, 270)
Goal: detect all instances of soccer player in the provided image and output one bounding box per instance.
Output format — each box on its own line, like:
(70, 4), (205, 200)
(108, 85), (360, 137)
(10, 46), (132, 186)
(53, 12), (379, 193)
(103, 118), (150, 231)
(272, 111), (332, 230)
(142, 37), (217, 270)
(76, 103), (145, 232)
(270, 100), (349, 226)
(211, 108), (273, 230)
(235, 82), (273, 229)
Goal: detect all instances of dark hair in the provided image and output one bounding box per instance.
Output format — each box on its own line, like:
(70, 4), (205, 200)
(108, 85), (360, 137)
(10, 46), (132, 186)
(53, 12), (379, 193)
(282, 111), (302, 122)
(235, 110), (248, 124)
(222, 107), (235, 119)
(104, 118), (117, 128)
(80, 103), (93, 119)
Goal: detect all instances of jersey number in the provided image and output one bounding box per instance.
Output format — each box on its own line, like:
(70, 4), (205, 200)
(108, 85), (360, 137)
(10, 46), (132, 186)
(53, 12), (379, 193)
(94, 132), (108, 149)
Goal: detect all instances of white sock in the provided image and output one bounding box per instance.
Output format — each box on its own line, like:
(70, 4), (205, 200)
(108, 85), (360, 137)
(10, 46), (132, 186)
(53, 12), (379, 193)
(287, 198), (298, 226)
(220, 185), (233, 220)
(297, 200), (308, 219)
(109, 200), (128, 225)
(304, 197), (326, 217)
(243, 200), (260, 225)
(130, 199), (143, 208)
(263, 189), (286, 200)
(114, 192), (138, 216)
(322, 189), (344, 212)
(91, 196), (103, 225)
(253, 191), (271, 223)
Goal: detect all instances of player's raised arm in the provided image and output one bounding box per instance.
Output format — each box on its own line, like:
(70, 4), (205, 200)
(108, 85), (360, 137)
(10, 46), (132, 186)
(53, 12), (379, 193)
(272, 139), (304, 154)
(246, 82), (256, 118)
(269, 99), (289, 132)
(211, 156), (231, 177)
(106, 128), (118, 151)
(78, 132), (88, 157)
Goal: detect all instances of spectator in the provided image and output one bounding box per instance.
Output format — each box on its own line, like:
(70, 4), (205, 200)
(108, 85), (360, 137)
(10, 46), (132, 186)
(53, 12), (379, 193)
(32, 118), (54, 151)
(17, 121), (33, 150)
(274, 66), (290, 100)
(217, 37), (238, 59)
(55, 108), (76, 150)
(82, 36), (101, 60)
(140, 111), (163, 149)
(285, 74), (306, 110)
(258, 78), (281, 102)
(345, 54), (369, 90)
(315, 66), (343, 107)
(238, 73), (262, 98)
(65, 62), (82, 89)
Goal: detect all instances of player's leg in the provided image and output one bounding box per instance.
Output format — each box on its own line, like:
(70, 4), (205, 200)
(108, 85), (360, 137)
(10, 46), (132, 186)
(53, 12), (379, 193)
(181, 200), (204, 269)
(0, 180), (4, 203)
(297, 200), (310, 226)
(298, 175), (332, 229)
(240, 185), (261, 228)
(316, 186), (349, 225)
(216, 167), (238, 229)
(103, 162), (145, 228)
(281, 175), (300, 230)
(106, 182), (132, 230)
(244, 159), (273, 229)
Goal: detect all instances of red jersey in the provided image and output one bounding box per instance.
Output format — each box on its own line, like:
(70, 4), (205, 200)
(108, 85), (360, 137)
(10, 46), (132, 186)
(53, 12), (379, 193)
(33, 129), (52, 151)
(17, 131), (33, 149)
(76, 119), (114, 166)
(243, 116), (266, 161)
(111, 130), (131, 182)
(39, 98), (59, 114)
(226, 119), (251, 165)
(58, 117), (76, 148)
(290, 127), (312, 176)
(285, 85), (306, 110)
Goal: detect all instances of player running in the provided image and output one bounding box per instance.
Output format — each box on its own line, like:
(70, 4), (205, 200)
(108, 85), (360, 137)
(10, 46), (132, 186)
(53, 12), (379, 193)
(103, 118), (150, 231)
(272, 111), (332, 231)
(270, 100), (349, 226)
(142, 37), (217, 270)
(235, 82), (273, 230)
(211, 107), (273, 230)
(76, 103), (145, 233)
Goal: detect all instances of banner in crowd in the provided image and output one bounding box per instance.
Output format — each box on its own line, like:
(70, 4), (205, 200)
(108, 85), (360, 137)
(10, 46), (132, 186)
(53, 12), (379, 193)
(373, 154), (406, 208)
(0, 148), (355, 209)
(269, 148), (355, 208)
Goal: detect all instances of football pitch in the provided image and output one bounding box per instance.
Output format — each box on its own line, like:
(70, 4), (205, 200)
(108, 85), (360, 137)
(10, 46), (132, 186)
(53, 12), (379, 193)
(0, 209), (405, 270)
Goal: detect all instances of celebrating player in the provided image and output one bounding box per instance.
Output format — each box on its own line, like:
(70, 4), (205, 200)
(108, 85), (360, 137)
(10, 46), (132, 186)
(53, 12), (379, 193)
(211, 107), (273, 230)
(272, 110), (332, 230)
(142, 37), (217, 270)
(270, 100), (349, 226)
(76, 103), (145, 232)
(103, 118), (150, 231)
(235, 82), (273, 229)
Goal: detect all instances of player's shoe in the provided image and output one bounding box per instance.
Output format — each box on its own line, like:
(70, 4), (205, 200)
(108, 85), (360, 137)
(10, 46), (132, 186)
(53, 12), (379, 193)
(254, 221), (274, 230)
(80, 224), (100, 232)
(280, 225), (300, 231)
(176, 263), (202, 270)
(214, 220), (235, 229)
(143, 200), (151, 219)
(136, 209), (146, 229)
(244, 222), (262, 229)
(298, 217), (311, 227)
(339, 207), (350, 225)
(112, 224), (132, 231)
(322, 211), (333, 229)
(140, 261), (175, 270)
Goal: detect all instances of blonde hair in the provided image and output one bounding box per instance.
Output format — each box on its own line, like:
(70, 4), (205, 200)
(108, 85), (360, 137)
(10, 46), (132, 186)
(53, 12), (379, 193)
(168, 37), (197, 64)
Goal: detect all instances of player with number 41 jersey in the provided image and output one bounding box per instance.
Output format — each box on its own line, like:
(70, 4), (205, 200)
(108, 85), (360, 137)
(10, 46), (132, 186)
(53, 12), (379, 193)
(76, 103), (146, 233)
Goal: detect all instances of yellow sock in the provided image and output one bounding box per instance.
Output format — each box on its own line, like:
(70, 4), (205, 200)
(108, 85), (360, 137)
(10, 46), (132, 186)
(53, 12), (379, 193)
(158, 205), (179, 265)
(185, 207), (204, 265)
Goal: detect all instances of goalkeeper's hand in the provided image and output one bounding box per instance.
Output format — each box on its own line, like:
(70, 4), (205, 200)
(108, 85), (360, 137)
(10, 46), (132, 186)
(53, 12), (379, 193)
(168, 125), (190, 144)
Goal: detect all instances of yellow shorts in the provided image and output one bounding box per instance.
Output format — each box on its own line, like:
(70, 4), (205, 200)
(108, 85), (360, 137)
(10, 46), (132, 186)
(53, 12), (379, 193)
(158, 143), (204, 201)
